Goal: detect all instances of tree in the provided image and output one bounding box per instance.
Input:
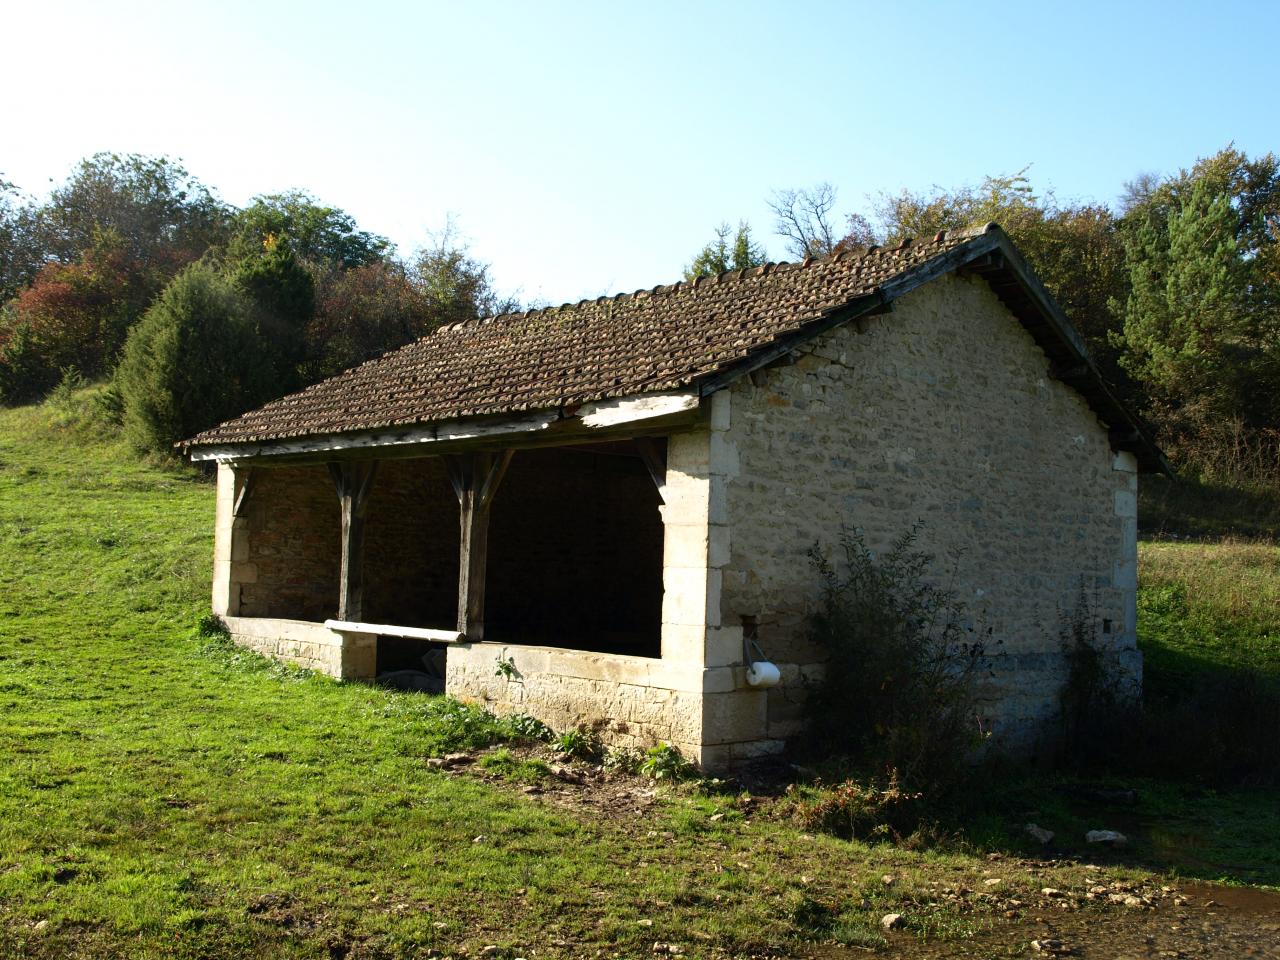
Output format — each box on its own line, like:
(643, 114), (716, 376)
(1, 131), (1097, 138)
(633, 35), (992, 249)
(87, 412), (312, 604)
(1118, 173), (1280, 425)
(36, 153), (228, 268)
(0, 177), (42, 303)
(769, 182), (842, 259)
(683, 221), (767, 280)
(230, 235), (315, 391)
(229, 191), (390, 269)
(115, 261), (276, 454)
(0, 231), (164, 401)
(303, 220), (515, 381)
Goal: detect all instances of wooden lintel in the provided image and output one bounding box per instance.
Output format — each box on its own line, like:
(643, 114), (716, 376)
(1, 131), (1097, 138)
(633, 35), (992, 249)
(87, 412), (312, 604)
(328, 460), (378, 622)
(232, 467), (256, 518)
(634, 438), (666, 502)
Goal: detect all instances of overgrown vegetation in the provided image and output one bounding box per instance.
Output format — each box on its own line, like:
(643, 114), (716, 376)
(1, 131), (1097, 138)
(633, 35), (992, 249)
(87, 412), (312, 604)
(804, 526), (991, 797)
(1051, 548), (1280, 787)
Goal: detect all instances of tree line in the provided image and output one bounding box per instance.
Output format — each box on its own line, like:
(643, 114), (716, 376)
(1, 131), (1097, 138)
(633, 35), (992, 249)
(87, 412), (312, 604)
(684, 147), (1280, 489)
(0, 154), (513, 453)
(3, 147), (1278, 484)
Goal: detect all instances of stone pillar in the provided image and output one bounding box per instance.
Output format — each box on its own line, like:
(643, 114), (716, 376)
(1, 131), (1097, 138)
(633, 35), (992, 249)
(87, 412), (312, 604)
(212, 463), (241, 616)
(212, 463), (258, 618)
(659, 428), (716, 664)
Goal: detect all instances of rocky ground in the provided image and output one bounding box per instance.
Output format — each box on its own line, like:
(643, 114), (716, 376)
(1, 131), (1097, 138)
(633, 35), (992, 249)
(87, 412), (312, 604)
(446, 747), (1280, 960)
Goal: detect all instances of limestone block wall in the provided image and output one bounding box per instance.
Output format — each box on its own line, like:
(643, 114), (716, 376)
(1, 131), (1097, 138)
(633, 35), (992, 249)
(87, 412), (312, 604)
(714, 273), (1140, 754)
(445, 641), (706, 756)
(223, 615), (375, 679)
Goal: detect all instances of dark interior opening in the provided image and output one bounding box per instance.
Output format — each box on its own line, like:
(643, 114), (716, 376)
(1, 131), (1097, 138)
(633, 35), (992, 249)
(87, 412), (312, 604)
(241, 440), (666, 660)
(375, 636), (447, 692)
(486, 442), (665, 658)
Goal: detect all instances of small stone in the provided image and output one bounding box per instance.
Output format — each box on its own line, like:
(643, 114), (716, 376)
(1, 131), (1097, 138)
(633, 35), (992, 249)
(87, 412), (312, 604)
(1025, 823), (1055, 844)
(708, 813), (724, 822)
(426, 758), (447, 769)
(983, 877), (1004, 886)
(880, 874), (895, 886)
(1085, 829), (1128, 846)
(1032, 938), (1068, 954)
(1123, 895), (1144, 908)
(480, 947), (499, 957)
(880, 913), (905, 931)
(32, 920), (49, 932)
(443, 752), (474, 767)
(637, 919), (653, 927)
(1041, 888), (1064, 898)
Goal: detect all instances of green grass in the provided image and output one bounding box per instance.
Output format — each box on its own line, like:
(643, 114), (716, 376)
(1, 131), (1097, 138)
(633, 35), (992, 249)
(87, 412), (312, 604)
(1138, 540), (1280, 689)
(1, 389), (1278, 957)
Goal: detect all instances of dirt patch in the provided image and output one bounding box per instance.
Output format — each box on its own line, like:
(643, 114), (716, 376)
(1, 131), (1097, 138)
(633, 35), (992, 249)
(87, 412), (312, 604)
(448, 747), (1280, 958)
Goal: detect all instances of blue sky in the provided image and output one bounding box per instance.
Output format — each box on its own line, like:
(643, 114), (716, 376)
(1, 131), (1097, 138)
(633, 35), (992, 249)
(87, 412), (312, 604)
(3, 0), (1277, 305)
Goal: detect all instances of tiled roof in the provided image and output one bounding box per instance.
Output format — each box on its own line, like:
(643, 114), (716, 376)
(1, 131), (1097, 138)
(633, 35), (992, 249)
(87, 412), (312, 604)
(184, 229), (989, 450)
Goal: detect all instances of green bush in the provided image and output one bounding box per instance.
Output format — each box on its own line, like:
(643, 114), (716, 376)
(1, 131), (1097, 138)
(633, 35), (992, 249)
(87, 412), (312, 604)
(115, 261), (276, 454)
(0, 319), (58, 402)
(804, 525), (991, 794)
(638, 743), (692, 780)
(555, 726), (604, 762)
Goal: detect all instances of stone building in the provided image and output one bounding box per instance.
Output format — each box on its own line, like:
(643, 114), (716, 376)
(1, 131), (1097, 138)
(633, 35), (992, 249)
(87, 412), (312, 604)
(182, 224), (1164, 769)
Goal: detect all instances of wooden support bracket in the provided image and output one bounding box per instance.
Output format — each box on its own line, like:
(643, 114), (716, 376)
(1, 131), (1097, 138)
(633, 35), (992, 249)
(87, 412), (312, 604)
(232, 467), (256, 518)
(328, 460), (379, 622)
(633, 438), (666, 502)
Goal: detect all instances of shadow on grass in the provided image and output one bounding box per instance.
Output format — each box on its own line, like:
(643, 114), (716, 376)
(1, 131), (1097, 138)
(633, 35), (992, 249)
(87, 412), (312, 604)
(957, 770), (1280, 889)
(1140, 475), (1280, 541)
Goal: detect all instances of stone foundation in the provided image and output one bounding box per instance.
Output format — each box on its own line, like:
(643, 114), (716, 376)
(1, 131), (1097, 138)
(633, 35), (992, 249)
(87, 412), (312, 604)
(223, 616), (376, 679)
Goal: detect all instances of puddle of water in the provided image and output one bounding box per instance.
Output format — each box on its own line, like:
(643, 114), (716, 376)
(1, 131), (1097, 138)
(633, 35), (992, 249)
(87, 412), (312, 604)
(1182, 881), (1280, 916)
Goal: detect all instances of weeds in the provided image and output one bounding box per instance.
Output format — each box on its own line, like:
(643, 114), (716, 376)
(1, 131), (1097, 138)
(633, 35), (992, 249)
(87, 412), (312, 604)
(804, 524), (991, 796)
(555, 727), (604, 762)
(639, 743), (693, 781)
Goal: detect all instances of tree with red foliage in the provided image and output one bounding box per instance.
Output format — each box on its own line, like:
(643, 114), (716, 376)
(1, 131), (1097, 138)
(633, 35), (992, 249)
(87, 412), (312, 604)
(0, 232), (164, 400)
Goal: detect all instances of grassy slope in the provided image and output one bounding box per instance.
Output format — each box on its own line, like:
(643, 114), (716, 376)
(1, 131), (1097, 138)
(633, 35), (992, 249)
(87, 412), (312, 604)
(1, 394), (1277, 958)
(1139, 540), (1280, 690)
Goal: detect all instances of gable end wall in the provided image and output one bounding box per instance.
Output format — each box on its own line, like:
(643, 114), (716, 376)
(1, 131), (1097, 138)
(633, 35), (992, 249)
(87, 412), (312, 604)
(712, 273), (1140, 756)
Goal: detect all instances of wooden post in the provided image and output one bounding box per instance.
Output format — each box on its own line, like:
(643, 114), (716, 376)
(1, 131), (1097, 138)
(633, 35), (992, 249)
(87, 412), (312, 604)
(328, 460), (378, 622)
(445, 450), (513, 641)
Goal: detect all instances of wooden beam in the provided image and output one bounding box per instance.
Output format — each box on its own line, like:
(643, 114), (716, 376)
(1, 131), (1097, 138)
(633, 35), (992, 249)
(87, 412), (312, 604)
(634, 437), (666, 501)
(328, 460), (378, 622)
(1049, 360), (1090, 382)
(232, 467), (256, 518)
(445, 451), (513, 640)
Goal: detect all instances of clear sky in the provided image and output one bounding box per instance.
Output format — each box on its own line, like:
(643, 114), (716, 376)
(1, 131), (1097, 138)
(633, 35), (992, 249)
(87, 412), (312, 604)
(3, 0), (1277, 306)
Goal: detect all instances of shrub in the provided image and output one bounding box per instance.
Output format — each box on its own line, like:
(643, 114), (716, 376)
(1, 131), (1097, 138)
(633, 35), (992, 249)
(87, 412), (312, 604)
(638, 743), (692, 781)
(115, 260), (276, 454)
(502, 713), (554, 744)
(804, 525), (991, 794)
(786, 773), (926, 841)
(555, 727), (604, 762)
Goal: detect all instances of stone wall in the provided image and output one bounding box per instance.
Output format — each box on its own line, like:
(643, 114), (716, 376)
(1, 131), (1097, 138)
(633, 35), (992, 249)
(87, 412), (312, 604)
(236, 465), (340, 621)
(446, 641), (706, 756)
(223, 615), (375, 679)
(711, 273), (1140, 755)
